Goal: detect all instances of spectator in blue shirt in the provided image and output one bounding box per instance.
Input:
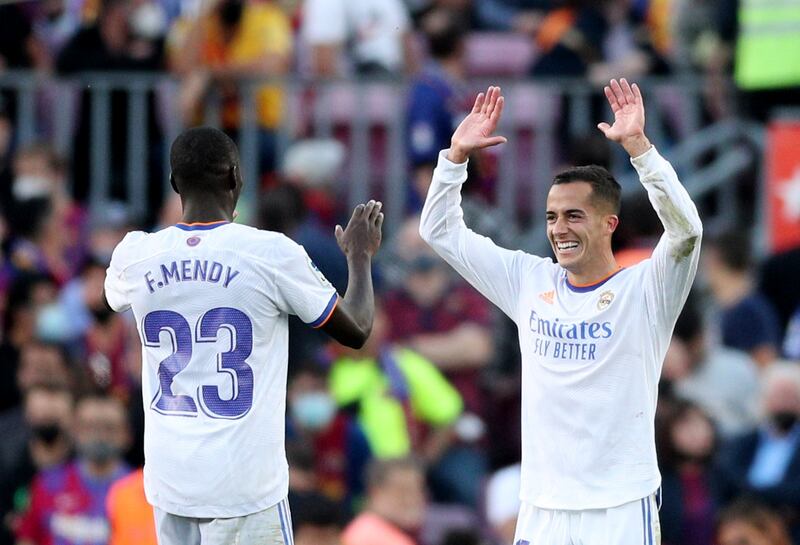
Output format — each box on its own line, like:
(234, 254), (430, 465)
(704, 230), (782, 367)
(406, 9), (469, 211)
(717, 363), (800, 542)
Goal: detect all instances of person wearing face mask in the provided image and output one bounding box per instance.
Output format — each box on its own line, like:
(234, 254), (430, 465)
(0, 384), (73, 545)
(717, 362), (800, 543)
(286, 362), (370, 504)
(15, 395), (131, 545)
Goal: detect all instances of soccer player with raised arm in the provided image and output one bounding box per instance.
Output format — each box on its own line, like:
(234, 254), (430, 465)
(420, 79), (702, 545)
(102, 127), (382, 545)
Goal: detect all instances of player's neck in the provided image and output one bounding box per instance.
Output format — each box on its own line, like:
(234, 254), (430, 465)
(566, 258), (621, 287)
(180, 202), (234, 225)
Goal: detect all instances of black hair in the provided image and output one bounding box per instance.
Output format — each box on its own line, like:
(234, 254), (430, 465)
(169, 127), (239, 195)
(708, 230), (752, 272)
(552, 165), (622, 214)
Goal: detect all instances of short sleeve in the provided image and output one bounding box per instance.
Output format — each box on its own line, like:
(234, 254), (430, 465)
(272, 240), (338, 327)
(104, 232), (145, 312)
(301, 0), (347, 45)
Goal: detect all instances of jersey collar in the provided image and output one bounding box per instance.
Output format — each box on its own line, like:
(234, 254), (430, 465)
(564, 267), (625, 293)
(175, 220), (230, 231)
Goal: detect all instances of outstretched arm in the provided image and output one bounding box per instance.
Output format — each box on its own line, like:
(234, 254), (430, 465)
(322, 201), (383, 348)
(421, 86), (545, 321)
(598, 78), (702, 328)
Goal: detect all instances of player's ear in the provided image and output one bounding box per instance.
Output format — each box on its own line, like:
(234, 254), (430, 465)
(228, 165), (238, 191)
(169, 173), (179, 194)
(606, 214), (619, 234)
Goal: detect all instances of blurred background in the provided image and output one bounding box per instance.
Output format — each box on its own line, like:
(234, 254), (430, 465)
(0, 0), (798, 544)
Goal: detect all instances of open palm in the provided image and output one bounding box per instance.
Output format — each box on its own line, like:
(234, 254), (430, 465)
(597, 78), (645, 143)
(449, 86), (507, 163)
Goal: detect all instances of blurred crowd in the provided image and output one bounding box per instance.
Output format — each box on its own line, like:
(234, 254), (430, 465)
(0, 0), (798, 545)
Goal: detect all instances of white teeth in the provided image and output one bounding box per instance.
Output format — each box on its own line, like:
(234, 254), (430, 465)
(557, 242), (578, 250)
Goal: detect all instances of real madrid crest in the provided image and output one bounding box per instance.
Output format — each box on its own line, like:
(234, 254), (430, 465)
(597, 290), (614, 311)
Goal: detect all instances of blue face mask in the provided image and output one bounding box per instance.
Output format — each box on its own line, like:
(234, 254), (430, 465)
(291, 392), (336, 431)
(36, 303), (75, 342)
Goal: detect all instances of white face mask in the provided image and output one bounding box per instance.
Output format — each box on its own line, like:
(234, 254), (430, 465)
(13, 176), (54, 200)
(129, 2), (166, 39)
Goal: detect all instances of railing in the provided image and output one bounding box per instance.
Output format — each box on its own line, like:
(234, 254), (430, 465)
(0, 71), (760, 248)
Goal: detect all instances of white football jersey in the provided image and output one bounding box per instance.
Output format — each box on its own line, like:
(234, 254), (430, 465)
(104, 221), (338, 518)
(421, 147), (702, 509)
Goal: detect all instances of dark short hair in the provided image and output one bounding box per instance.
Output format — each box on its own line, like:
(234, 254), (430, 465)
(708, 230), (751, 272)
(717, 500), (792, 545)
(552, 165), (622, 214)
(170, 127), (239, 194)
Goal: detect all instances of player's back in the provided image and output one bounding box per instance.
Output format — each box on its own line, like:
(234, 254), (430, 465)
(104, 221), (338, 518)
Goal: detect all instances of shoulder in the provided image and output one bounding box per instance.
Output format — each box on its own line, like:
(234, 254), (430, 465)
(226, 224), (302, 258)
(109, 230), (159, 270)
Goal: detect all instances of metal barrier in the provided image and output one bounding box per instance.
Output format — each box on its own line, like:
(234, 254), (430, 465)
(0, 71), (759, 247)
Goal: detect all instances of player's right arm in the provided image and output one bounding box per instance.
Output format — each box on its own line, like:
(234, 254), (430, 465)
(420, 86), (531, 319)
(321, 201), (384, 348)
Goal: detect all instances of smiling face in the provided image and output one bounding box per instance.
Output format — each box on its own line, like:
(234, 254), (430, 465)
(546, 181), (619, 277)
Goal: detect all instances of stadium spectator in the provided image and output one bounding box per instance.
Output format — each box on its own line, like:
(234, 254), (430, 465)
(106, 468), (157, 545)
(5, 197), (74, 287)
(657, 399), (718, 545)
(704, 230), (782, 367)
(342, 457), (426, 545)
(406, 8), (469, 209)
(716, 500), (794, 545)
(15, 394), (131, 545)
(290, 491), (348, 545)
(286, 361), (370, 503)
(329, 302), (464, 499)
(0, 274), (59, 413)
(167, 0), (292, 177)
(301, 0), (415, 77)
(383, 217), (492, 505)
(384, 217), (492, 411)
(56, 0), (164, 206)
(667, 297), (760, 438)
(9, 144), (87, 268)
(717, 363), (800, 541)
(0, 384), (73, 545)
(29, 0), (82, 65)
(529, 2), (607, 77)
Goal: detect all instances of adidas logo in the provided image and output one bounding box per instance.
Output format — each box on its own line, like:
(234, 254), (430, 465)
(539, 290), (555, 304)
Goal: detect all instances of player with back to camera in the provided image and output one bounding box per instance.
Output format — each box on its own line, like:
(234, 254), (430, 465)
(420, 79), (702, 544)
(102, 127), (383, 545)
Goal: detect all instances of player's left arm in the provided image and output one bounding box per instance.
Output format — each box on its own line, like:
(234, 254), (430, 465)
(599, 78), (703, 327)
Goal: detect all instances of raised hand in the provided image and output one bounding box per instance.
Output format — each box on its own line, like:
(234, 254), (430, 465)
(597, 78), (651, 158)
(448, 86), (508, 164)
(335, 200), (383, 260)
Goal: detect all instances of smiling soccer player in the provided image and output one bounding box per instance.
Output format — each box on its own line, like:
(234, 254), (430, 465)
(420, 79), (702, 545)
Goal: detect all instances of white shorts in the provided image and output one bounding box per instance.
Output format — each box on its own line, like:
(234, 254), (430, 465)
(513, 493), (660, 545)
(154, 498), (294, 545)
